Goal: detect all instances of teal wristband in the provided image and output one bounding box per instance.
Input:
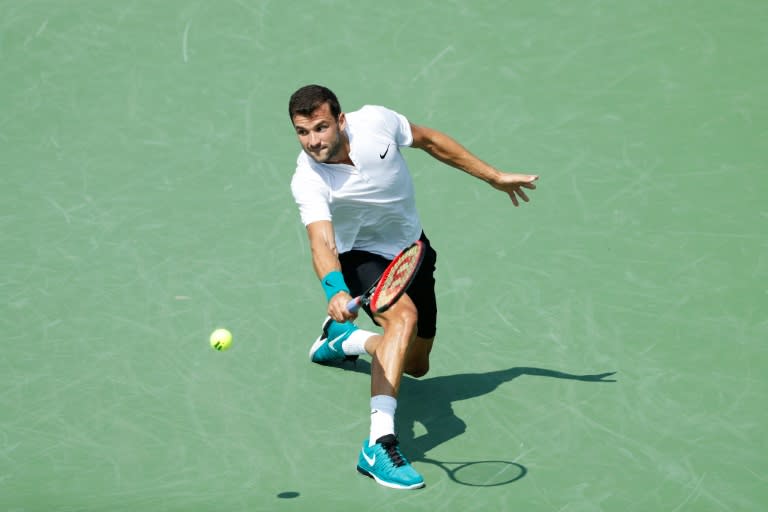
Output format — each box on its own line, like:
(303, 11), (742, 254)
(321, 271), (349, 301)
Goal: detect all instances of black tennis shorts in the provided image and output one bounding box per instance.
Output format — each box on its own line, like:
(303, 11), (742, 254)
(339, 232), (438, 339)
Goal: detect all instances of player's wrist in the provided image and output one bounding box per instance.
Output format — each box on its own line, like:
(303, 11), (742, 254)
(320, 270), (350, 301)
(484, 168), (504, 186)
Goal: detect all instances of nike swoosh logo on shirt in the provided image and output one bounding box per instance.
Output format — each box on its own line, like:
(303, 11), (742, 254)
(379, 145), (390, 159)
(362, 448), (376, 466)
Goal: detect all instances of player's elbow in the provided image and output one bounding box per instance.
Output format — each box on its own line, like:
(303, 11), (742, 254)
(410, 123), (439, 151)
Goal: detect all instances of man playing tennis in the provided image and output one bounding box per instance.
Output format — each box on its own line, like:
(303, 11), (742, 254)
(289, 85), (538, 489)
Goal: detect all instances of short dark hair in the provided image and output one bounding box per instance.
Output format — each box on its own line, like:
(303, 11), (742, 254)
(288, 84), (342, 121)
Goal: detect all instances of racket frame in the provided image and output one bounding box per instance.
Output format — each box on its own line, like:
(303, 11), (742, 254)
(346, 240), (426, 315)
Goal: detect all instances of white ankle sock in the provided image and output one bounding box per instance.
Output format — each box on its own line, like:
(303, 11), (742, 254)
(369, 395), (397, 445)
(342, 328), (375, 356)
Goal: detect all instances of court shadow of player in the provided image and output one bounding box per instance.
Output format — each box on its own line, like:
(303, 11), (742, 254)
(338, 360), (616, 466)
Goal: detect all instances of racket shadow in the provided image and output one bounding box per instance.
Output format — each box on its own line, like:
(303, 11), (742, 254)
(337, 360), (616, 486)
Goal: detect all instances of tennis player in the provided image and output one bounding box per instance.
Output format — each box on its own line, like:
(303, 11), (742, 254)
(289, 84), (538, 489)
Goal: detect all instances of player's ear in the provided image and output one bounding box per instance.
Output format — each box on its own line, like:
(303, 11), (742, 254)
(337, 112), (347, 130)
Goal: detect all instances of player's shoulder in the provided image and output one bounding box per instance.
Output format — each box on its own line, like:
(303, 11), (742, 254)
(349, 104), (404, 122)
(292, 152), (320, 179)
(347, 105), (410, 140)
(291, 155), (327, 194)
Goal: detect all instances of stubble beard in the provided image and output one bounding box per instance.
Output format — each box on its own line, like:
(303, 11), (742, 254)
(307, 131), (344, 164)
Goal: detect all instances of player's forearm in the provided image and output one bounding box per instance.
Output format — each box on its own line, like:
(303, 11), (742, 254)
(414, 126), (502, 184)
(307, 221), (342, 280)
(306, 221), (352, 307)
(310, 239), (341, 280)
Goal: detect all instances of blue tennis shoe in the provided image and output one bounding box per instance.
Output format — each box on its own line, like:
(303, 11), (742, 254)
(309, 316), (359, 363)
(357, 435), (425, 490)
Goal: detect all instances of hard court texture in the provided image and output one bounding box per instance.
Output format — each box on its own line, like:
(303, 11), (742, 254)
(2, 1), (766, 511)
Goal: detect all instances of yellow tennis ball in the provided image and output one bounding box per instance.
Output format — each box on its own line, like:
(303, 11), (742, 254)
(210, 328), (232, 351)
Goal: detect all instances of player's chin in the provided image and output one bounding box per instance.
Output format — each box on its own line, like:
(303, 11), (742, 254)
(306, 148), (329, 163)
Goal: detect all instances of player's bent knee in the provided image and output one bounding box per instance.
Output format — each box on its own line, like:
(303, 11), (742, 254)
(380, 301), (419, 333)
(400, 309), (419, 334)
(405, 363), (430, 378)
(404, 338), (432, 378)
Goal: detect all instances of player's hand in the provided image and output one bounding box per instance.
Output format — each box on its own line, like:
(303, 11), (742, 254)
(328, 291), (358, 323)
(491, 173), (539, 206)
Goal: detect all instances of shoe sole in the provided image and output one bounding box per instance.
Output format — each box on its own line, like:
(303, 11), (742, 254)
(356, 466), (425, 490)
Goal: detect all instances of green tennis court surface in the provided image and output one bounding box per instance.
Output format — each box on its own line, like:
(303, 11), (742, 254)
(2, 1), (765, 510)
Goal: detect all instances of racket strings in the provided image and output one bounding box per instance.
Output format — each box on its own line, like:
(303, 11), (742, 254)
(377, 252), (420, 304)
(366, 241), (425, 314)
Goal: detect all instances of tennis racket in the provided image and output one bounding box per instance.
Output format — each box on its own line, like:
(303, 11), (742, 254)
(346, 240), (425, 315)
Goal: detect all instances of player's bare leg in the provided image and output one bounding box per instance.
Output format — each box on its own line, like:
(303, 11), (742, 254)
(363, 296), (419, 396)
(403, 336), (434, 378)
(364, 334), (433, 379)
(355, 294), (425, 489)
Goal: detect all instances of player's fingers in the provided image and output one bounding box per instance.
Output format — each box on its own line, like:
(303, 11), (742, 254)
(509, 190), (520, 207)
(335, 311), (355, 323)
(338, 301), (358, 321)
(517, 188), (530, 202)
(328, 304), (346, 323)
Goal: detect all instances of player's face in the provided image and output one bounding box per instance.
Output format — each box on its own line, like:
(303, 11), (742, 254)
(292, 102), (347, 164)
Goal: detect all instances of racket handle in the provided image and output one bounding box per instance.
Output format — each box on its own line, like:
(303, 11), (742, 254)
(347, 297), (362, 313)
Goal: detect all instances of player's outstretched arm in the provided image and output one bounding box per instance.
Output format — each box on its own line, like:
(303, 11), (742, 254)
(410, 123), (539, 206)
(306, 220), (356, 322)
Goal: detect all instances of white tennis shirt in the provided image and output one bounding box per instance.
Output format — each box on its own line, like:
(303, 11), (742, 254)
(290, 105), (422, 259)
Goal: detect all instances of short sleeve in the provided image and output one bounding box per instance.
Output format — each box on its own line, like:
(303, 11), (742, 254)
(389, 109), (413, 147)
(361, 105), (413, 147)
(290, 157), (331, 226)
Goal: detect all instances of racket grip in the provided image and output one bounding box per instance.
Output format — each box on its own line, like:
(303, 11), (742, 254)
(346, 297), (362, 313)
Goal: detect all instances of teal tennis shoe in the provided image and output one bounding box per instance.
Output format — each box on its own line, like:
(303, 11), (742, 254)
(309, 316), (358, 363)
(356, 435), (425, 490)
